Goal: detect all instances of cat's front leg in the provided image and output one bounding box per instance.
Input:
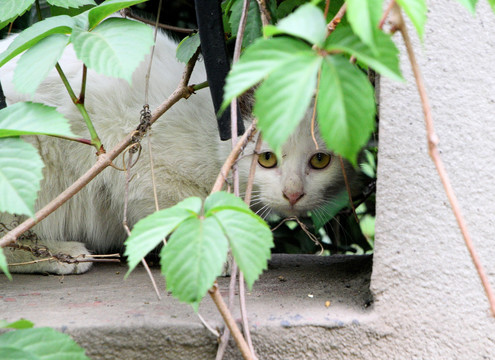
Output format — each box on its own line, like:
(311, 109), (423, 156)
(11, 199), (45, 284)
(4, 238), (93, 275)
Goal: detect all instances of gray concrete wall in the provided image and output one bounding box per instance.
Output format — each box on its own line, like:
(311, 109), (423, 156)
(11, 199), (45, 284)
(373, 0), (495, 357)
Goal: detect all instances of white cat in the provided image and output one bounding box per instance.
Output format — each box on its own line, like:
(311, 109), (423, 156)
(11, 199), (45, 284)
(0, 29), (357, 274)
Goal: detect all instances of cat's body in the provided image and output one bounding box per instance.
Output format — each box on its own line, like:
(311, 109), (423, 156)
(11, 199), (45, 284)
(0, 28), (356, 274)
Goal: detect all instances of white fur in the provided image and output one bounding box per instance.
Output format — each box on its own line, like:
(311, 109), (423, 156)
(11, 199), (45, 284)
(0, 29), (353, 274)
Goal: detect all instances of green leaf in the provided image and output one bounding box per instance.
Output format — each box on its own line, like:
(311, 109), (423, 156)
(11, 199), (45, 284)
(360, 214), (375, 238)
(265, 3), (327, 46)
(230, 0), (262, 47)
(0, 102), (75, 138)
(325, 26), (403, 81)
(71, 17), (153, 83)
(395, 0), (427, 38)
(161, 216), (229, 311)
(254, 53), (321, 152)
(176, 33), (200, 63)
(51, 4), (95, 17)
(13, 34), (69, 96)
(316, 56), (375, 164)
(204, 191), (250, 214)
(0, 348), (38, 360)
(0, 15), (74, 67)
(276, 0), (305, 19)
(0, 0), (34, 22)
(0, 319), (34, 329)
(0, 327), (90, 360)
(222, 37), (313, 111)
(345, 0), (383, 49)
(124, 197), (201, 276)
(214, 210), (273, 289)
(87, 0), (148, 29)
(454, 0), (478, 13)
(0, 138), (44, 218)
(47, 0), (96, 8)
(0, 247), (11, 280)
(488, 0), (495, 12)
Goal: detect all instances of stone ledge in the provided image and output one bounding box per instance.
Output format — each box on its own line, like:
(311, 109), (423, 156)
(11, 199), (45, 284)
(1, 254), (373, 359)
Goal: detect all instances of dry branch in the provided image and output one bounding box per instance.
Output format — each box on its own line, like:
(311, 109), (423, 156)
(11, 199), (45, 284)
(209, 283), (255, 360)
(327, 3), (347, 35)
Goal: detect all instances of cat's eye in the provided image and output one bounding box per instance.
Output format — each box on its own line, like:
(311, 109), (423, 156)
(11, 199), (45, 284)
(309, 152), (331, 169)
(258, 152), (277, 168)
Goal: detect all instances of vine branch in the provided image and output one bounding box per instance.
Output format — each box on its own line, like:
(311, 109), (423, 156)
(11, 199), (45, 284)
(211, 122), (257, 193)
(209, 283), (254, 360)
(327, 3), (347, 35)
(120, 8), (196, 34)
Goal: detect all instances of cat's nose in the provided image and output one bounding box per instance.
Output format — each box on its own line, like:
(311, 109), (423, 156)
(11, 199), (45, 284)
(283, 191), (305, 206)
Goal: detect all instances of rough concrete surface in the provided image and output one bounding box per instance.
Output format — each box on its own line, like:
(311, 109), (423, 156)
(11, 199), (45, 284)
(1, 255), (373, 359)
(372, 0), (495, 358)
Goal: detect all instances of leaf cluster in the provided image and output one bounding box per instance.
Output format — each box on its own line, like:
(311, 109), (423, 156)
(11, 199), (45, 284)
(125, 191), (274, 311)
(222, 3), (401, 165)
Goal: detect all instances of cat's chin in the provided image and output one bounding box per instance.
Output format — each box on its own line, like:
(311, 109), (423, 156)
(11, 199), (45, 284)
(269, 205), (311, 219)
(251, 201), (312, 219)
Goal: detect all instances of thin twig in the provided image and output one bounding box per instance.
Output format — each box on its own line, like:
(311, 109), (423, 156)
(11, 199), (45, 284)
(339, 156), (359, 223)
(144, 0), (163, 106)
(378, 0), (396, 30)
(7, 244), (121, 266)
(79, 64), (87, 104)
(221, 1), (258, 358)
(392, 4), (495, 316)
(327, 3), (347, 35)
(197, 312), (220, 338)
(324, 0), (331, 19)
(310, 70), (321, 150)
(238, 132), (262, 359)
(142, 0), (163, 214)
(211, 122), (257, 193)
(230, 0), (251, 198)
(120, 8), (196, 34)
(123, 151), (162, 300)
(55, 63), (103, 153)
(9, 257), (120, 266)
(147, 133), (161, 213)
(244, 133), (262, 206)
(255, 0), (271, 27)
(239, 272), (255, 358)
(209, 283), (254, 360)
(216, 261), (238, 360)
(271, 217), (324, 254)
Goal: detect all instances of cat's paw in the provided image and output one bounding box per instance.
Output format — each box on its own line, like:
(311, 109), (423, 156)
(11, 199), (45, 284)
(43, 241), (93, 275)
(6, 240), (93, 275)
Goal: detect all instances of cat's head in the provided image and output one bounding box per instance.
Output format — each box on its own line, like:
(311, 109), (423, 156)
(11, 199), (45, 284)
(237, 117), (358, 219)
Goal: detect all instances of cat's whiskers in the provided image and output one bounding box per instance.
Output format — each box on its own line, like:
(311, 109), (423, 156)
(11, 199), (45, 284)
(248, 195), (263, 202)
(249, 200), (264, 207)
(255, 204), (269, 216)
(256, 204), (272, 220)
(239, 190), (262, 198)
(261, 208), (272, 220)
(311, 207), (327, 227)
